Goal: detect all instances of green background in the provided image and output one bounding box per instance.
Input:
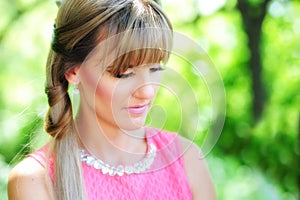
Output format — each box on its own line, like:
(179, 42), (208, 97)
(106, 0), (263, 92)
(0, 0), (299, 199)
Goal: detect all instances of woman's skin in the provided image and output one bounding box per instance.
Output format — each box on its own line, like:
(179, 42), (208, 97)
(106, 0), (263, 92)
(8, 40), (216, 200)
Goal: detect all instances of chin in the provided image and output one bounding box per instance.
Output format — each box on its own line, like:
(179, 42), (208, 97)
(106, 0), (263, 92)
(118, 117), (147, 131)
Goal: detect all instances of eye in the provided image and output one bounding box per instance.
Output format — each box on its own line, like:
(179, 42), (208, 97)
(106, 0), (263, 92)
(149, 65), (165, 73)
(115, 72), (135, 79)
(115, 66), (135, 79)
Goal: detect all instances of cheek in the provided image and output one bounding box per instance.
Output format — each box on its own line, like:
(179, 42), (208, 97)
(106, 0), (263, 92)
(95, 80), (115, 104)
(80, 69), (114, 106)
(110, 79), (135, 101)
(95, 75), (129, 109)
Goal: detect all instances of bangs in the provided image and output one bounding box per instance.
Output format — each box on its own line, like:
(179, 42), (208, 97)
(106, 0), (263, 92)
(108, 27), (172, 76)
(90, 0), (173, 76)
(104, 0), (173, 76)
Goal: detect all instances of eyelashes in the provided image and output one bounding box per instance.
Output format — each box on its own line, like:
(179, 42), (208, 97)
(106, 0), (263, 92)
(116, 72), (135, 79)
(149, 66), (165, 73)
(115, 66), (165, 79)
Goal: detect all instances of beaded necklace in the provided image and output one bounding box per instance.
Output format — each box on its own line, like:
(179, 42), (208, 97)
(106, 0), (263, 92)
(80, 143), (157, 176)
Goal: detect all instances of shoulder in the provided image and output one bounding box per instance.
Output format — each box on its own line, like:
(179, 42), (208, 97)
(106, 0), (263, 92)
(178, 136), (217, 200)
(8, 157), (53, 200)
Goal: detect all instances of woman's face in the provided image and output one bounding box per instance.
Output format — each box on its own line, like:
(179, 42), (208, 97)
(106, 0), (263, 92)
(77, 51), (163, 132)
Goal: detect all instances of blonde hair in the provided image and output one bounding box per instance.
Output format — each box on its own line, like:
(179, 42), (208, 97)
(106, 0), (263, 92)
(44, 0), (172, 199)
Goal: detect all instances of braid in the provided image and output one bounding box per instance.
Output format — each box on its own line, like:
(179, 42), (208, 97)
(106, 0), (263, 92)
(44, 50), (86, 200)
(45, 90), (72, 139)
(44, 51), (74, 139)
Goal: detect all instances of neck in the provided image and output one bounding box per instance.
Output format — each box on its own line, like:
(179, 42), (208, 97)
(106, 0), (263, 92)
(74, 106), (147, 165)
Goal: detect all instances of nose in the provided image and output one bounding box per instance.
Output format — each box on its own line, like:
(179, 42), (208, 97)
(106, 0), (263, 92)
(132, 84), (156, 100)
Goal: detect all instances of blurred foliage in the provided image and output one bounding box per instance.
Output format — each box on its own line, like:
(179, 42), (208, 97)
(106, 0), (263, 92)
(0, 0), (299, 200)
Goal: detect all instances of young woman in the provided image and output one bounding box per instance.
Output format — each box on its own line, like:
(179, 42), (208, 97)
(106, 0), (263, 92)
(8, 0), (216, 199)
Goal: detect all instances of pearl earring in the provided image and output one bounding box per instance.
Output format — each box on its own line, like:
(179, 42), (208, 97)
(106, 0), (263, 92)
(73, 85), (79, 95)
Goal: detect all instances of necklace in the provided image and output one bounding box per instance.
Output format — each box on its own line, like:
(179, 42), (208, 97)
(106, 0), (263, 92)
(80, 143), (157, 176)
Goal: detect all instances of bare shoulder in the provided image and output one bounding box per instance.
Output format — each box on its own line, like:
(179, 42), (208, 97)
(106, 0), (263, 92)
(178, 136), (217, 200)
(8, 157), (53, 200)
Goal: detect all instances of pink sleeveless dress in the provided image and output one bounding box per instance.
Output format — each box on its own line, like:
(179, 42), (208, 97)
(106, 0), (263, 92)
(28, 127), (193, 199)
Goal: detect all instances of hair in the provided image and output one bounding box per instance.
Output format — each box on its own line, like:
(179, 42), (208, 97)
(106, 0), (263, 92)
(44, 0), (172, 199)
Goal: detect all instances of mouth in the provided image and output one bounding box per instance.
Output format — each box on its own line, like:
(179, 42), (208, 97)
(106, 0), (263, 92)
(126, 103), (150, 115)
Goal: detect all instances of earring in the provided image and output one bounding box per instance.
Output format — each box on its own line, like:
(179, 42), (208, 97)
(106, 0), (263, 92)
(73, 84), (79, 95)
(72, 84), (80, 118)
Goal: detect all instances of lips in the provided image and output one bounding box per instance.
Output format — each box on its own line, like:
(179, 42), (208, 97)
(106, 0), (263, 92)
(126, 104), (149, 115)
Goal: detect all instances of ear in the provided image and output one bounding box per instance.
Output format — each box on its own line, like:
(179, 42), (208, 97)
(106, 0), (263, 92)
(65, 65), (80, 85)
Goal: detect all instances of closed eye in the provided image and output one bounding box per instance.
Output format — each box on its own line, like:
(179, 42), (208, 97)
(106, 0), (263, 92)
(115, 65), (135, 79)
(149, 66), (165, 73)
(115, 72), (135, 79)
(114, 65), (164, 78)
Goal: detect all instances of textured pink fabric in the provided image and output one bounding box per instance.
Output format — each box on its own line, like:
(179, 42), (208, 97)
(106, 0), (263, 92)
(27, 143), (55, 181)
(28, 127), (192, 199)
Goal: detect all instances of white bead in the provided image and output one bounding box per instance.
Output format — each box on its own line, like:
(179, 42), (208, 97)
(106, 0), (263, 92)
(109, 167), (117, 176)
(125, 166), (134, 175)
(116, 165), (124, 176)
(101, 164), (109, 174)
(94, 160), (103, 169)
(86, 156), (95, 166)
(80, 143), (157, 176)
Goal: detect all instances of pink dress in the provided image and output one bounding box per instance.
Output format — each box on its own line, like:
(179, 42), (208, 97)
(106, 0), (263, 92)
(28, 127), (193, 199)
